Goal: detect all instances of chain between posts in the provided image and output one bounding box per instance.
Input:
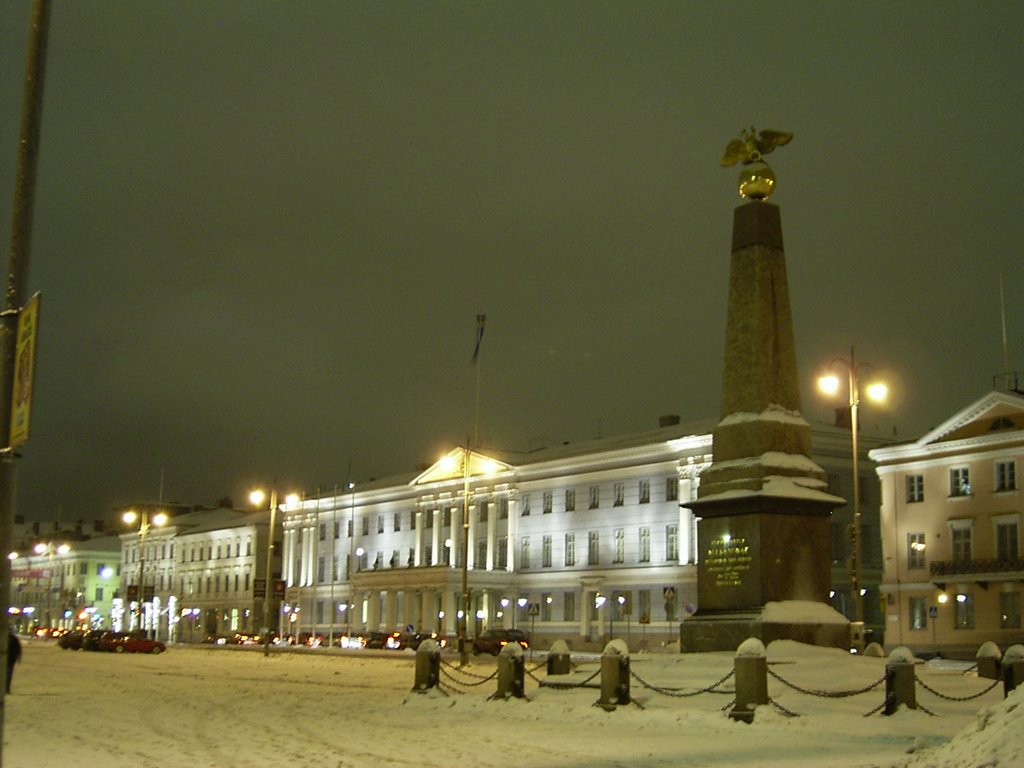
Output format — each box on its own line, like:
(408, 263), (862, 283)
(914, 674), (1001, 702)
(630, 667), (735, 697)
(767, 667), (887, 698)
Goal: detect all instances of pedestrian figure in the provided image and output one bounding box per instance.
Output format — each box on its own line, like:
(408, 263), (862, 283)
(6, 631), (21, 693)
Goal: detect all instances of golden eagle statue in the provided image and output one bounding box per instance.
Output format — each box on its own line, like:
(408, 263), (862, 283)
(721, 127), (793, 199)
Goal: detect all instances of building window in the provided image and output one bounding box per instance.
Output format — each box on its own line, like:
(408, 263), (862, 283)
(478, 503), (488, 524)
(476, 539), (487, 567)
(665, 476), (678, 502)
(589, 486), (600, 509)
(333, 521), (341, 539)
(541, 535), (552, 568)
(520, 537), (530, 569)
(613, 482), (625, 507)
(543, 491), (553, 514)
(1001, 591), (1021, 628)
(613, 528), (624, 563)
(950, 467), (971, 497)
(319, 523), (326, 541)
(639, 480), (650, 504)
(907, 533), (927, 569)
(317, 556), (325, 582)
(375, 516), (383, 534)
(951, 525), (972, 561)
(996, 520), (1019, 561)
(496, 537), (508, 569)
(565, 534), (576, 566)
(908, 596), (928, 630)
(361, 518), (369, 536)
(394, 513), (401, 532)
(588, 531), (600, 565)
(666, 524), (679, 561)
(521, 494), (530, 516)
(996, 460), (1017, 492)
(541, 593), (552, 621)
(565, 489), (575, 512)
(639, 527), (651, 563)
(954, 593), (974, 629)
(564, 591), (575, 622)
(906, 475), (924, 503)
(638, 589), (651, 622)
(499, 498), (508, 519)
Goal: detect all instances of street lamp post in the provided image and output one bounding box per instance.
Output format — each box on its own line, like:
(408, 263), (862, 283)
(818, 346), (888, 639)
(121, 509), (168, 638)
(32, 541), (69, 628)
(250, 488), (298, 657)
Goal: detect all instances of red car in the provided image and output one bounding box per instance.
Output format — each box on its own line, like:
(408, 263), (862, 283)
(100, 632), (166, 654)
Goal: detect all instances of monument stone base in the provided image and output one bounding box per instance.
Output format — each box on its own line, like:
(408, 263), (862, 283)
(679, 601), (851, 653)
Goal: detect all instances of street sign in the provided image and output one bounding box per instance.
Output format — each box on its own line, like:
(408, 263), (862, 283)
(527, 602), (540, 616)
(9, 292), (41, 448)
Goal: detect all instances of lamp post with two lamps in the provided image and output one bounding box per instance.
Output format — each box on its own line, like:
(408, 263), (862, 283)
(32, 541), (69, 629)
(122, 509), (168, 638)
(818, 346), (888, 639)
(249, 488), (299, 657)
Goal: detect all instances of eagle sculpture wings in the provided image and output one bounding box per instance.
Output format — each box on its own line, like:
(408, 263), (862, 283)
(721, 127), (793, 166)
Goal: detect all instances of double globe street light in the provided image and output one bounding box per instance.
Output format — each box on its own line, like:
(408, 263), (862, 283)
(249, 488), (299, 657)
(32, 541), (70, 628)
(818, 346), (889, 636)
(122, 508), (169, 638)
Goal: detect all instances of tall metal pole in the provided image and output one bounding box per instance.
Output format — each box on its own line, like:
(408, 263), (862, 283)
(459, 448), (471, 666)
(262, 490), (277, 657)
(2, 4), (51, 761)
(848, 346), (864, 628)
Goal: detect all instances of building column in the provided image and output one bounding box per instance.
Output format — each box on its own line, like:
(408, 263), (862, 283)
(431, 509), (442, 565)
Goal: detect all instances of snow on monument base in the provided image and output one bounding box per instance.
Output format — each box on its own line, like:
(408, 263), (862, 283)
(679, 601), (851, 653)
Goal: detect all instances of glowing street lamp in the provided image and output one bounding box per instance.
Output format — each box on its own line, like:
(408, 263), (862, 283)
(122, 509), (168, 638)
(818, 346), (889, 634)
(249, 488), (299, 657)
(33, 541), (70, 628)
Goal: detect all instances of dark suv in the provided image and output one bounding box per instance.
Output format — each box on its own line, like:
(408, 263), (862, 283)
(472, 628), (529, 655)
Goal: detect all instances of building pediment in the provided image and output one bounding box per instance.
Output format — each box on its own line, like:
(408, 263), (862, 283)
(917, 391), (1024, 446)
(410, 447), (514, 487)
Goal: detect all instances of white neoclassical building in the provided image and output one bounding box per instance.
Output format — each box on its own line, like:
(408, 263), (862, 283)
(279, 416), (883, 650)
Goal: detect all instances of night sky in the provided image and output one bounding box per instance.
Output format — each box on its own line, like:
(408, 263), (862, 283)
(1, 2), (1022, 525)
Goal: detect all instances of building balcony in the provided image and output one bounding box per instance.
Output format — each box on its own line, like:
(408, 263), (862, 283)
(930, 557), (1024, 586)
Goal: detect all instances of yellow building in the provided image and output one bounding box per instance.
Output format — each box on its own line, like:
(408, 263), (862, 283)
(871, 390), (1024, 657)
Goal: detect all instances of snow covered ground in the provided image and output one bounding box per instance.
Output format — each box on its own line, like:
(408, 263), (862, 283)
(4, 637), (1020, 768)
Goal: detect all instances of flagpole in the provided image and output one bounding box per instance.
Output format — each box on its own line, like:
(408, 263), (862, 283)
(471, 314), (485, 448)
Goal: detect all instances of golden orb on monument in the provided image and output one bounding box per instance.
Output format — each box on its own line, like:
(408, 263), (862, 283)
(738, 161), (775, 200)
(721, 127), (792, 201)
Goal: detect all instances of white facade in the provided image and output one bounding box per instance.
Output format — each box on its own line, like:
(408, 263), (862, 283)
(281, 418), (881, 650)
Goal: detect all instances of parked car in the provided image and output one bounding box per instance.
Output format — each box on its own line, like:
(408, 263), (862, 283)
(472, 628), (529, 656)
(57, 630), (86, 650)
(361, 631), (395, 650)
(100, 631), (166, 654)
(402, 631), (448, 650)
(82, 630), (117, 652)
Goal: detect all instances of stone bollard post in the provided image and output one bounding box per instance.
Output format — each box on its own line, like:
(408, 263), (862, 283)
(596, 639), (630, 710)
(412, 639), (441, 692)
(493, 642), (526, 699)
(730, 638), (768, 723)
(547, 639), (571, 675)
(884, 646), (917, 715)
(1002, 644), (1024, 698)
(976, 641), (1002, 682)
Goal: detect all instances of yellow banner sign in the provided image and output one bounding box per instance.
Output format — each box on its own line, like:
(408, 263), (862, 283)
(10, 292), (41, 448)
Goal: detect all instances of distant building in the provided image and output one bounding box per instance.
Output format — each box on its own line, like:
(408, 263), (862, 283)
(9, 535), (121, 631)
(871, 390), (1024, 656)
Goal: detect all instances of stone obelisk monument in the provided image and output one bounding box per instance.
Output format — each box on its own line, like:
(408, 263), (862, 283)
(680, 129), (849, 652)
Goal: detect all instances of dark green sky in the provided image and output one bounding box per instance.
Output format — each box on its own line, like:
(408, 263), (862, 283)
(2, 1), (1022, 523)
